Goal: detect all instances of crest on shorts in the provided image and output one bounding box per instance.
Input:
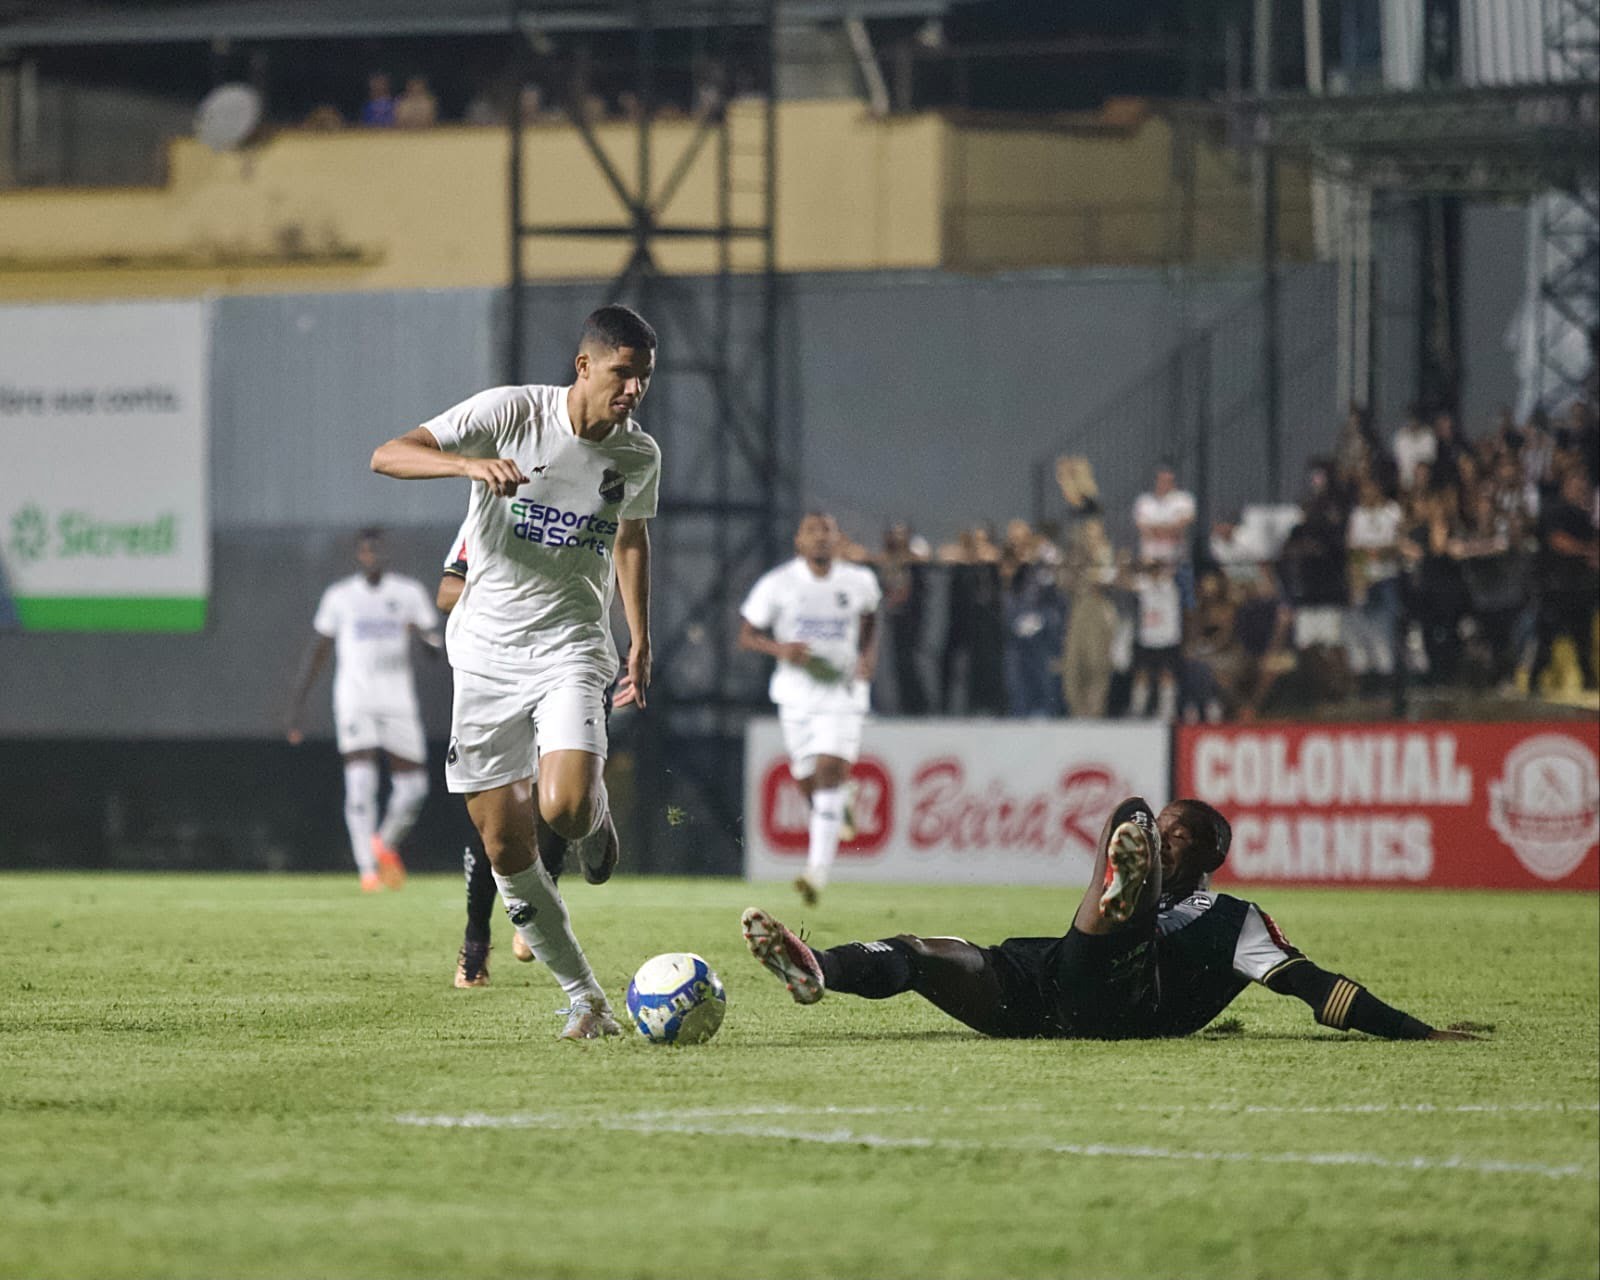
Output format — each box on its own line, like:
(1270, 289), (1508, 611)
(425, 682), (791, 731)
(446, 736), (459, 766)
(599, 468), (625, 505)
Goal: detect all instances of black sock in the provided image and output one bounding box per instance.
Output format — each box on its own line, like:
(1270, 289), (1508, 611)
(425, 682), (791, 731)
(817, 939), (920, 999)
(463, 845), (496, 947)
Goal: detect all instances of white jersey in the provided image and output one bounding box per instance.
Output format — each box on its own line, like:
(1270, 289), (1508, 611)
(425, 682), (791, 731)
(312, 573), (439, 714)
(421, 383), (661, 681)
(740, 557), (882, 712)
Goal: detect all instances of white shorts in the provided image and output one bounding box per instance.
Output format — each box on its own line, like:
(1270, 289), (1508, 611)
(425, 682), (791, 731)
(334, 704), (427, 764)
(779, 707), (866, 780)
(446, 666), (609, 794)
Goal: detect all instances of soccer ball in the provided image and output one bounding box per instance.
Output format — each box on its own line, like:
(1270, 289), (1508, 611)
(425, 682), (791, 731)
(625, 952), (727, 1045)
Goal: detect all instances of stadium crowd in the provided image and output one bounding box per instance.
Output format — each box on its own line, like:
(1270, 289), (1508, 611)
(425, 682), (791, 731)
(857, 395), (1600, 722)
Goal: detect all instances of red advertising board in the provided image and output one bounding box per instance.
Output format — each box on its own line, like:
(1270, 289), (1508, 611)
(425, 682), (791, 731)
(1175, 722), (1599, 889)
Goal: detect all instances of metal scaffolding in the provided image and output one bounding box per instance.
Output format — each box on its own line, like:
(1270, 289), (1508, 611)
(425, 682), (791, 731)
(502, 0), (787, 870)
(1256, 74), (1598, 415)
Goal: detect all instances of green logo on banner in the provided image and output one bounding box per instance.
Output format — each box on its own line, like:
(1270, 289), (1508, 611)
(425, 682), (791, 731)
(6, 504), (178, 562)
(10, 504), (48, 563)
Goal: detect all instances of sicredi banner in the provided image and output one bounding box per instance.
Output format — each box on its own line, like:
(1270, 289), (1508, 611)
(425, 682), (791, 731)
(744, 719), (1170, 886)
(1176, 723), (1599, 889)
(0, 301), (210, 631)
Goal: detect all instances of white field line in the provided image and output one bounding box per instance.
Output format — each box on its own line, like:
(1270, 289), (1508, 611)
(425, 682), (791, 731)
(393, 1111), (1598, 1182)
(431, 1100), (1593, 1120)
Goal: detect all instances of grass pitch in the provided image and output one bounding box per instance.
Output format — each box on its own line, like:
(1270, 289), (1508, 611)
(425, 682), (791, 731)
(1, 873), (1596, 1280)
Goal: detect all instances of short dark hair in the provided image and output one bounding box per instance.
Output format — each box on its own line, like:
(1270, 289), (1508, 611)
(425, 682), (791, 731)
(357, 526), (385, 544)
(580, 304), (657, 353)
(1171, 798), (1231, 874)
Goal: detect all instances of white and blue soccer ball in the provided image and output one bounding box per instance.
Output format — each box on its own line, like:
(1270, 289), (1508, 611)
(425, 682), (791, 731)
(625, 952), (727, 1045)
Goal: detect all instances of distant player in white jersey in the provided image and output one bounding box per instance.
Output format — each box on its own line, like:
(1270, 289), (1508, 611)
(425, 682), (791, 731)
(370, 305), (660, 1040)
(285, 528), (441, 892)
(739, 512), (882, 906)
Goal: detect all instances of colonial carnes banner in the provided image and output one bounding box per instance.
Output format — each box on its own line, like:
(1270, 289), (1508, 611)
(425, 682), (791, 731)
(0, 300), (210, 631)
(743, 719), (1170, 886)
(1177, 723), (1599, 890)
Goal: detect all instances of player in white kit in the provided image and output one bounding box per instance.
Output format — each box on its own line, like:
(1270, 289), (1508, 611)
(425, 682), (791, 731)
(370, 305), (659, 1039)
(739, 512), (881, 906)
(286, 528), (441, 891)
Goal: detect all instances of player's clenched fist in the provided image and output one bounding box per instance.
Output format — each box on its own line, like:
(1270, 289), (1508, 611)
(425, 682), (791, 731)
(465, 457), (530, 496)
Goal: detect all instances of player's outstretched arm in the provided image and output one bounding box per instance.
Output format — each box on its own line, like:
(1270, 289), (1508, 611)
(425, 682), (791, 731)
(737, 619), (809, 665)
(1262, 957), (1479, 1040)
(284, 635), (334, 744)
(370, 427), (529, 496)
(614, 518), (652, 709)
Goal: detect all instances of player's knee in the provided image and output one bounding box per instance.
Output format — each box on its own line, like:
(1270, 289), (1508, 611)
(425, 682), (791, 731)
(540, 786), (599, 840)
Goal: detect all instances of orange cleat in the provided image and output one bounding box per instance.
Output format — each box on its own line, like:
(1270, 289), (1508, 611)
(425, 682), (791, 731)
(360, 871), (383, 893)
(372, 835), (406, 890)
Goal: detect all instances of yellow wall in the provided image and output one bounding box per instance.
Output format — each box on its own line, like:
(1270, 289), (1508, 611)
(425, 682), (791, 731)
(0, 98), (1305, 302)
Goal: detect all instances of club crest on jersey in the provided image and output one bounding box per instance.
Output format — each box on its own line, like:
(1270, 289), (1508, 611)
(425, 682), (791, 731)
(599, 468), (625, 504)
(836, 591), (850, 608)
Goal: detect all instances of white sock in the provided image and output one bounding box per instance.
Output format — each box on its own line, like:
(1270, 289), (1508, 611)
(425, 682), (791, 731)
(378, 770), (428, 848)
(806, 786), (845, 891)
(492, 861), (603, 1003)
(343, 759), (379, 876)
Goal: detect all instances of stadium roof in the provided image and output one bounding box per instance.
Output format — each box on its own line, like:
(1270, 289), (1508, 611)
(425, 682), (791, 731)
(0, 0), (968, 46)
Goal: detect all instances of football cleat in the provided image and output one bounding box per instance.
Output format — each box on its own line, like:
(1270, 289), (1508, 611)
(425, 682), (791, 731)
(360, 871), (382, 893)
(742, 907), (825, 1005)
(792, 874), (819, 907)
(839, 779), (859, 843)
(571, 813), (620, 886)
(372, 836), (406, 890)
(559, 994), (623, 1041)
(454, 941), (491, 989)
(511, 931), (535, 963)
(1098, 808), (1159, 924)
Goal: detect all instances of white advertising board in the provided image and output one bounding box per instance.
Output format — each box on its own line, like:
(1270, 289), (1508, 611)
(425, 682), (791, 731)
(743, 718), (1171, 886)
(0, 300), (210, 631)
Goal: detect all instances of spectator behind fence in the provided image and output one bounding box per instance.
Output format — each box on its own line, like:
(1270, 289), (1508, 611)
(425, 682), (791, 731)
(936, 526), (1005, 715)
(877, 522), (931, 715)
(1528, 465), (1599, 694)
(1401, 484), (1468, 685)
(1449, 482), (1527, 687)
(1132, 462), (1195, 570)
(1345, 474), (1404, 689)
(394, 76), (438, 129)
(1392, 405), (1437, 492)
(1130, 562), (1182, 721)
(360, 72), (396, 127)
(999, 519), (1064, 718)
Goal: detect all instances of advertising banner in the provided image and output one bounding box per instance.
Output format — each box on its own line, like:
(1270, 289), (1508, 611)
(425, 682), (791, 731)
(0, 301), (210, 631)
(1176, 722), (1599, 889)
(744, 718), (1170, 886)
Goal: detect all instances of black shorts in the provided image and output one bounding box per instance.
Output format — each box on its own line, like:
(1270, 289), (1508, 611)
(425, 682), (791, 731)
(985, 926), (1160, 1040)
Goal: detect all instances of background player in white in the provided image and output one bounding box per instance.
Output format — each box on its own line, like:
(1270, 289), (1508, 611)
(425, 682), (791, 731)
(285, 527), (441, 891)
(369, 305), (659, 1039)
(740, 511), (881, 906)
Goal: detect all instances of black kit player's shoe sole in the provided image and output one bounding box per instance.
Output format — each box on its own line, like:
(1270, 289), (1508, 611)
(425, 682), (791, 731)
(1098, 798), (1160, 924)
(742, 907), (825, 1005)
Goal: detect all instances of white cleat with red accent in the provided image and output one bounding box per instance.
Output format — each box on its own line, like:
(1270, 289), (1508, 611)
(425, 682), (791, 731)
(741, 907), (825, 1005)
(1098, 816), (1156, 924)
